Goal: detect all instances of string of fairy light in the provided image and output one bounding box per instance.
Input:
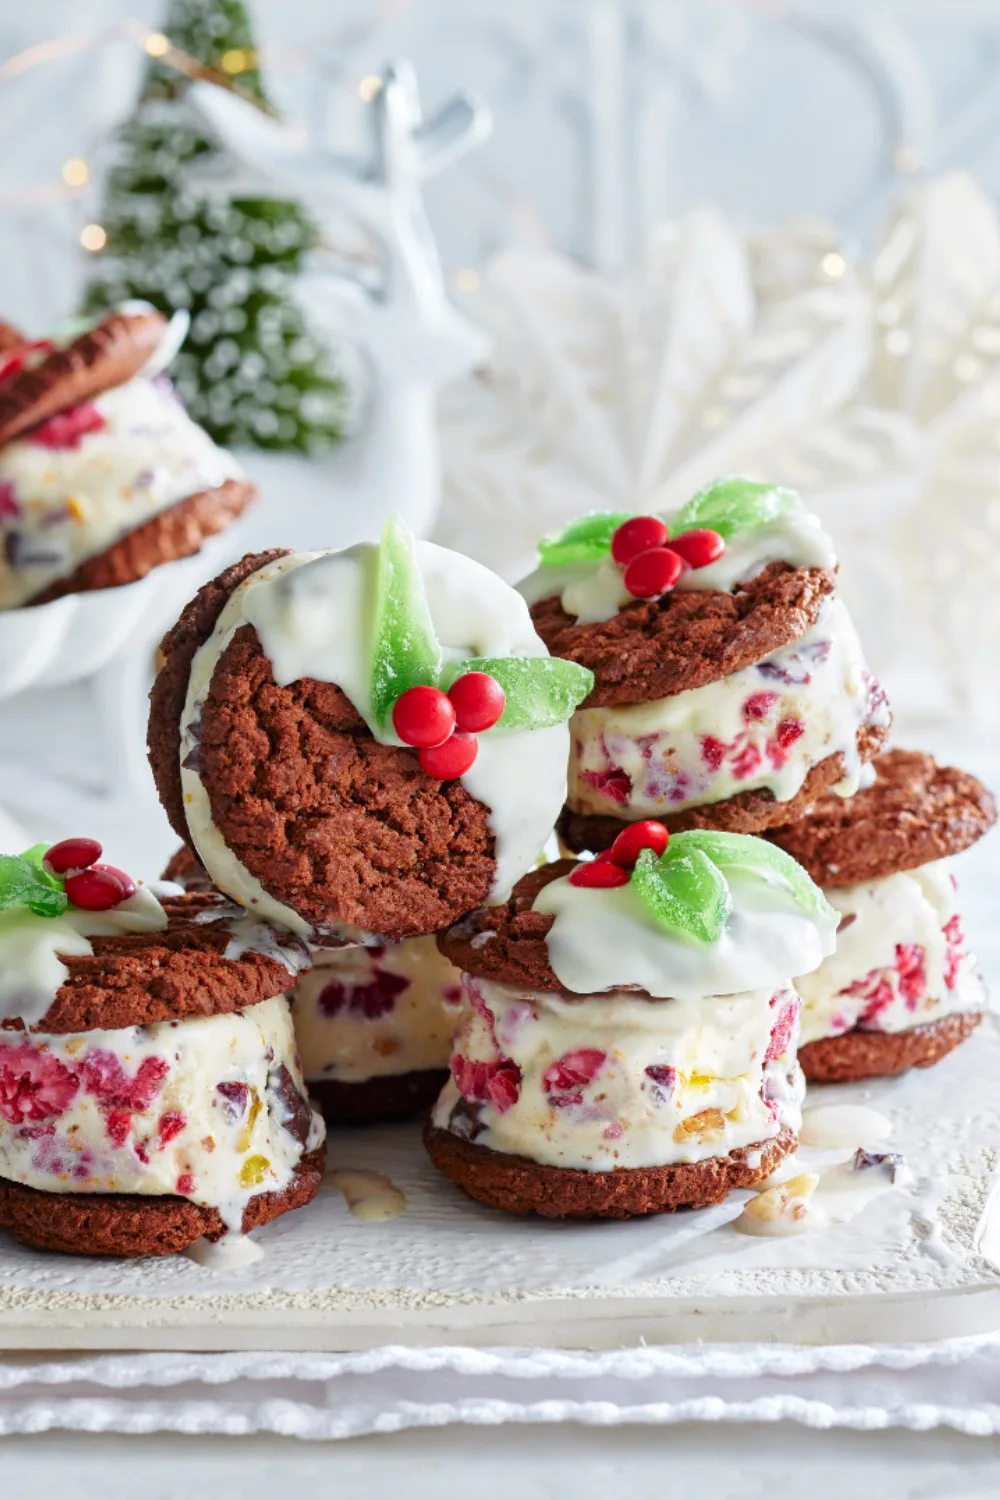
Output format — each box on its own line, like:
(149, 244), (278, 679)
(0, 18), (510, 293)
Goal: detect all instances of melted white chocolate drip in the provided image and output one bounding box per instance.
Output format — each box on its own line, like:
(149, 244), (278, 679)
(532, 865), (836, 999)
(518, 505), (836, 625)
(329, 1168), (407, 1221)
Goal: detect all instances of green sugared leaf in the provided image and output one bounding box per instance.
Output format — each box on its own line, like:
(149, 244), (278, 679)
(631, 845), (732, 944)
(0, 854), (68, 918)
(537, 512), (634, 568)
(370, 515), (443, 730)
(446, 655), (594, 730)
(19, 844), (61, 889)
(676, 830), (836, 924)
(671, 477), (801, 541)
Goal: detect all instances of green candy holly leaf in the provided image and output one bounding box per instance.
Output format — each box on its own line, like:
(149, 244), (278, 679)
(671, 477), (801, 541)
(631, 845), (732, 944)
(678, 830), (836, 925)
(446, 656), (594, 730)
(537, 512), (634, 568)
(370, 515), (443, 730)
(0, 852), (68, 918)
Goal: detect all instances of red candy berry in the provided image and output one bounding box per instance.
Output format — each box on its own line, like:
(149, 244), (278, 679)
(623, 546), (684, 599)
(611, 515), (669, 566)
(44, 837), (102, 875)
(64, 867), (127, 911)
(392, 685), (456, 748)
(669, 528), (726, 569)
(568, 860), (630, 889)
(609, 820), (670, 869)
(91, 863), (137, 901)
(419, 732), (478, 779)
(448, 671), (505, 733)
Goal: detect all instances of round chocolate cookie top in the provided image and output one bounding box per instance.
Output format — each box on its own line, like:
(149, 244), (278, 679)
(767, 749), (997, 887)
(0, 308), (167, 448)
(440, 861), (579, 994)
(530, 562), (836, 707)
(149, 551), (498, 941)
(5, 891), (304, 1036)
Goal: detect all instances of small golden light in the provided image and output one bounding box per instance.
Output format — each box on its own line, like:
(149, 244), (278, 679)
(62, 157), (89, 187)
(820, 251), (846, 279)
(80, 223), (107, 252)
(144, 32), (170, 58)
(220, 48), (249, 74)
(455, 269), (480, 292)
(893, 146), (920, 174)
(358, 74), (383, 102)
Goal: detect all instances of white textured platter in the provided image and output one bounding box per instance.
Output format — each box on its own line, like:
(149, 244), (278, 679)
(0, 777), (997, 1354)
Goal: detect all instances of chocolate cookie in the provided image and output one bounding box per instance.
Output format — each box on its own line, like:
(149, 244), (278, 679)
(530, 562), (836, 707)
(424, 1124), (794, 1219)
(149, 552), (498, 941)
(768, 750), (997, 887)
(3, 891), (302, 1035)
(559, 725), (889, 849)
(27, 478), (255, 606)
(0, 308), (166, 447)
(799, 1013), (981, 1083)
(438, 860), (570, 993)
(0, 1146), (324, 1257)
(308, 1070), (449, 1126)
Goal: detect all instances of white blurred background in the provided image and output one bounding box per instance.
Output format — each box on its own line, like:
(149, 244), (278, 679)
(2, 0), (1000, 325)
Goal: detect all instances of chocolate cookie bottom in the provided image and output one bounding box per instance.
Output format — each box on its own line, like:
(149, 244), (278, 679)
(424, 1124), (795, 1219)
(0, 1145), (324, 1258)
(28, 478), (256, 606)
(559, 729), (886, 850)
(799, 1013), (981, 1083)
(309, 1069), (448, 1126)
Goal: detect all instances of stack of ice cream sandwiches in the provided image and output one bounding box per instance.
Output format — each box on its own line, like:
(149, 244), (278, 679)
(0, 304), (254, 611)
(515, 478), (995, 1088)
(0, 836), (322, 1257)
(146, 518), (594, 1132)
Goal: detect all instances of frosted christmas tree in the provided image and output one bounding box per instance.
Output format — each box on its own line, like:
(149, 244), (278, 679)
(81, 0), (346, 453)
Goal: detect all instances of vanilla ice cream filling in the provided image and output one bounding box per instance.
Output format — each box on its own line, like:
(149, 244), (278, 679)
(292, 936), (466, 1084)
(432, 977), (804, 1171)
(0, 376), (244, 609)
(796, 862), (986, 1043)
(0, 996), (324, 1231)
(567, 599), (888, 821)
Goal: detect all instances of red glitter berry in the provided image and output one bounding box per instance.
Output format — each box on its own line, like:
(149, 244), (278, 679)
(669, 528), (725, 569)
(44, 837), (102, 875)
(419, 731), (478, 779)
(623, 546), (684, 599)
(568, 860), (630, 889)
(611, 515), (669, 566)
(448, 671), (506, 732)
(64, 867), (127, 911)
(392, 684), (456, 748)
(609, 819), (669, 868)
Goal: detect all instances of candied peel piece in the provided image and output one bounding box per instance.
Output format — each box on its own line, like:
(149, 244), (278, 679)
(673, 1106), (727, 1143)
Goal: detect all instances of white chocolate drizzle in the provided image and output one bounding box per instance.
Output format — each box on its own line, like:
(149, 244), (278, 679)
(532, 865), (837, 999)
